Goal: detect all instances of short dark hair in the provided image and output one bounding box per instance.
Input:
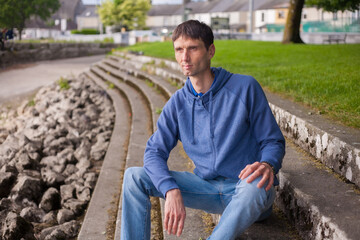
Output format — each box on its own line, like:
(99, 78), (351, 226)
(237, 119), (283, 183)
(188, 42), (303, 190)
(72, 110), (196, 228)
(172, 20), (214, 50)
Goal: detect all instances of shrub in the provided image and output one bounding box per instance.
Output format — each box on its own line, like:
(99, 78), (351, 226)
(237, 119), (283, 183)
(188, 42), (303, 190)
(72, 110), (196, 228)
(71, 29), (100, 35)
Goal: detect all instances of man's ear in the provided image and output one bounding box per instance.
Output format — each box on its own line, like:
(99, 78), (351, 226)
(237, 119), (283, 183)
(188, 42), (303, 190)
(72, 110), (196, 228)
(209, 43), (215, 59)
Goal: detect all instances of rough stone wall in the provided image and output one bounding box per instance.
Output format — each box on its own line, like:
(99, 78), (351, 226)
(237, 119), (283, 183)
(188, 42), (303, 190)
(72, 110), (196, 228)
(0, 42), (121, 69)
(0, 77), (114, 239)
(270, 103), (360, 187)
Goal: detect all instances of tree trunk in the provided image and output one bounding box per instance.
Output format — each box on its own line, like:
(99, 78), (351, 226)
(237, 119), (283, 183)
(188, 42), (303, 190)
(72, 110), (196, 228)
(282, 0), (305, 44)
(19, 28), (23, 41)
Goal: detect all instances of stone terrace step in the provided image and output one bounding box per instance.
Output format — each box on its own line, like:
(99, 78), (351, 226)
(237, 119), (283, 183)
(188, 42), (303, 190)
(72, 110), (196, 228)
(107, 52), (360, 240)
(77, 71), (131, 240)
(99, 56), (300, 239)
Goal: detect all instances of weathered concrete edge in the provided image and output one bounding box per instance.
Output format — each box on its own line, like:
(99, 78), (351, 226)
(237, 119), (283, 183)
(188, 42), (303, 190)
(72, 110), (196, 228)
(0, 42), (120, 69)
(276, 172), (350, 240)
(78, 72), (129, 240)
(115, 52), (360, 187)
(270, 103), (360, 187)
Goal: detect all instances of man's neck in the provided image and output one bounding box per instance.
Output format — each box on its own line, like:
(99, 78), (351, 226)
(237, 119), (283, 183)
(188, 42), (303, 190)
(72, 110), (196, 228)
(189, 69), (215, 94)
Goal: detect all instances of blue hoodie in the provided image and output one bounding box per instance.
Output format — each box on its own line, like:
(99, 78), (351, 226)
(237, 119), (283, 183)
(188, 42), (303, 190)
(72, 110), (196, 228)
(144, 67), (285, 197)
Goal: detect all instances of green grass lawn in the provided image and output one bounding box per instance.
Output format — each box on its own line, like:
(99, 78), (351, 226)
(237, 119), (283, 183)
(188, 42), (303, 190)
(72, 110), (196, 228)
(119, 40), (360, 129)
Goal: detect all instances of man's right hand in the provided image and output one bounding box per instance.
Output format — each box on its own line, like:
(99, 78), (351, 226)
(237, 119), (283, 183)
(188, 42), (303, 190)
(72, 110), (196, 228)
(164, 188), (186, 237)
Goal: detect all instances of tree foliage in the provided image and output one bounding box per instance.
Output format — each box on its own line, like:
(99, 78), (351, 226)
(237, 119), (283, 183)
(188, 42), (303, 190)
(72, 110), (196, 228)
(283, 0), (360, 44)
(0, 0), (60, 40)
(306, 0), (360, 12)
(97, 0), (151, 31)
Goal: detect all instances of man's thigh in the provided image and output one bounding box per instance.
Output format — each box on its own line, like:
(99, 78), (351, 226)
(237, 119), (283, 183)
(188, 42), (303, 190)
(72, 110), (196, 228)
(170, 171), (236, 214)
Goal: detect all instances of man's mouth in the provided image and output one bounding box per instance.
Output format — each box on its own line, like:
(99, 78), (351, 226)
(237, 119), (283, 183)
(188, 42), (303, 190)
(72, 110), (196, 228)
(183, 64), (192, 70)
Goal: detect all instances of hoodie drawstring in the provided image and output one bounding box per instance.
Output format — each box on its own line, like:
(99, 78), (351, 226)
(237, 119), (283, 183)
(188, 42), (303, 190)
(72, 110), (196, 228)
(191, 98), (196, 144)
(209, 92), (214, 139)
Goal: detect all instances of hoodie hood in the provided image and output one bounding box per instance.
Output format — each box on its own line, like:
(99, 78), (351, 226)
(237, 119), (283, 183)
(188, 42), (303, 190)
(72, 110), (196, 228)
(183, 67), (233, 143)
(184, 67), (233, 103)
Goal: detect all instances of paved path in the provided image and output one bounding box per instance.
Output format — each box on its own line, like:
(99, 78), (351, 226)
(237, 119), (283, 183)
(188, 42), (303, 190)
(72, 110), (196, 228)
(0, 55), (105, 105)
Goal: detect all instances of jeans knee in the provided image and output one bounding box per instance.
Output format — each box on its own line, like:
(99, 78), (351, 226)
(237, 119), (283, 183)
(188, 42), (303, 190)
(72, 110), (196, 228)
(123, 167), (146, 190)
(234, 176), (270, 208)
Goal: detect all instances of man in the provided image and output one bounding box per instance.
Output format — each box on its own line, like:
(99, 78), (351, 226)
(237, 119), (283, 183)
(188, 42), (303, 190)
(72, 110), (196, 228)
(121, 20), (285, 240)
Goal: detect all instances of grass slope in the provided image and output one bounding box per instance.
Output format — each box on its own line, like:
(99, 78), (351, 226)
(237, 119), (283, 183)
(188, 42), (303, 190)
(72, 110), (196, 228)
(120, 40), (360, 129)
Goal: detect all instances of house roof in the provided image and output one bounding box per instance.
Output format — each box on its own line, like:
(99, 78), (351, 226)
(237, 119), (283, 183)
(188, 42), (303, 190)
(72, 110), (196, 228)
(257, 0), (289, 10)
(148, 0), (290, 16)
(147, 4), (182, 16)
(25, 0), (84, 29)
(53, 0), (85, 20)
(78, 5), (99, 18)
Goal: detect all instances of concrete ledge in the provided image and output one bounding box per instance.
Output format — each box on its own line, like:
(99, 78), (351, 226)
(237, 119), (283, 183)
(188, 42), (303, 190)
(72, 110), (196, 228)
(0, 42), (120, 69)
(270, 103), (360, 187)
(276, 142), (360, 240)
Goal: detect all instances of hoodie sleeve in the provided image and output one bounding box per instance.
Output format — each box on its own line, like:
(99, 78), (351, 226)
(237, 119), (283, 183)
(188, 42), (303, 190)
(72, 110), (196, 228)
(143, 96), (180, 197)
(245, 77), (285, 173)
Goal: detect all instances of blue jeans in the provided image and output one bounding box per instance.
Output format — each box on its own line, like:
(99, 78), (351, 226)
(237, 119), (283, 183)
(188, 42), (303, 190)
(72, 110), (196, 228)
(120, 167), (275, 240)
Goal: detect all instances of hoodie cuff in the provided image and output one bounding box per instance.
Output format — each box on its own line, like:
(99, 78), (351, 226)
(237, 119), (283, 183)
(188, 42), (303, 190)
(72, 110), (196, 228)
(158, 179), (179, 198)
(261, 161), (276, 175)
(260, 160), (278, 174)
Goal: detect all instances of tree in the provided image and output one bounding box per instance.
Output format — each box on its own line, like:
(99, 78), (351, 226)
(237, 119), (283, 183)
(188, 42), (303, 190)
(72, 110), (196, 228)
(282, 0), (360, 44)
(0, 0), (60, 40)
(282, 0), (305, 44)
(98, 0), (151, 31)
(307, 0), (360, 12)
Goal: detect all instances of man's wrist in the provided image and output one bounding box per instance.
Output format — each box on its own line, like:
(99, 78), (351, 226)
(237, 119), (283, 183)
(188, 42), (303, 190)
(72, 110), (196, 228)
(261, 161), (276, 175)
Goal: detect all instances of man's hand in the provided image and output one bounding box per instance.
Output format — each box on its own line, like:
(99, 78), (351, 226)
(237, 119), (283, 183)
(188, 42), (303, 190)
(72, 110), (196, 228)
(164, 189), (186, 237)
(238, 162), (274, 191)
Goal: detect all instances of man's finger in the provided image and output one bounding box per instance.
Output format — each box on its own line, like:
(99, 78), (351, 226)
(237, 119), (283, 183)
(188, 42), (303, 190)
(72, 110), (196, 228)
(265, 173), (274, 191)
(177, 216), (185, 237)
(172, 216), (179, 235)
(164, 212), (169, 232)
(167, 215), (173, 235)
(256, 172), (269, 189)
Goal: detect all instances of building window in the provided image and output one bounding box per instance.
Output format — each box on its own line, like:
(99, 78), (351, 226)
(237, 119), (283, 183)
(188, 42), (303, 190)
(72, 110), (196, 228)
(333, 12), (338, 20)
(261, 12), (265, 22)
(278, 11), (285, 19)
(303, 13), (307, 19)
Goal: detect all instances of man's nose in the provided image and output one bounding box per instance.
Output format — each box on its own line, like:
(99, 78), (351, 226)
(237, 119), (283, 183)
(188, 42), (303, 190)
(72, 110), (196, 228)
(182, 49), (190, 62)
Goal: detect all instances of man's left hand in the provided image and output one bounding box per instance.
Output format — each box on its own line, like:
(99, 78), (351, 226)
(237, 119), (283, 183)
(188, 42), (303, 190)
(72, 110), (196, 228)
(238, 162), (274, 191)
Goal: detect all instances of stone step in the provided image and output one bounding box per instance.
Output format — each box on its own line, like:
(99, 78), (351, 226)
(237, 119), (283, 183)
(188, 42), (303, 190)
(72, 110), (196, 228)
(77, 71), (131, 240)
(106, 52), (360, 239)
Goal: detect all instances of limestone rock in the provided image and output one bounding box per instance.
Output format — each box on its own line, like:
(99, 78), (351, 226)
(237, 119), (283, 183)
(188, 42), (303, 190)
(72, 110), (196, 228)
(1, 211), (35, 240)
(76, 186), (91, 202)
(41, 168), (65, 187)
(10, 174), (42, 203)
(0, 172), (16, 198)
(60, 184), (75, 203)
(57, 209), (75, 224)
(40, 220), (80, 240)
(63, 198), (87, 216)
(20, 206), (46, 223)
(42, 211), (57, 224)
(39, 188), (61, 212)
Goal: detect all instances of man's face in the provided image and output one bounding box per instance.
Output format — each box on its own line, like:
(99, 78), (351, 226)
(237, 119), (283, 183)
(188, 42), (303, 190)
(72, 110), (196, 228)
(173, 36), (215, 77)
